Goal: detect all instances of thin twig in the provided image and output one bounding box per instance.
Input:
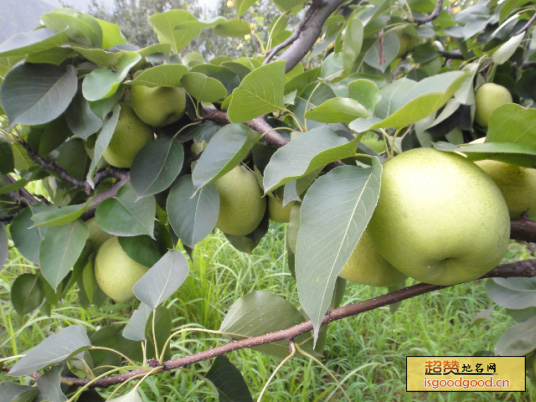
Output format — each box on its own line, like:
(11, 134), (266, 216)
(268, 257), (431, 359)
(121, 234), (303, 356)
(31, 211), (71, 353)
(4, 260), (535, 388)
(411, 0), (444, 25)
(515, 12), (536, 36)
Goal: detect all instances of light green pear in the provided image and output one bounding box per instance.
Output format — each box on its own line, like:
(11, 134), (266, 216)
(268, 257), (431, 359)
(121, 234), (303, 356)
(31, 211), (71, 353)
(130, 85), (186, 127)
(86, 217), (113, 249)
(339, 230), (407, 287)
(474, 83), (512, 127)
(94, 237), (149, 303)
(215, 165), (266, 236)
(476, 159), (536, 219)
(102, 103), (153, 168)
(286, 203), (301, 254)
(367, 148), (510, 286)
(268, 196), (293, 223)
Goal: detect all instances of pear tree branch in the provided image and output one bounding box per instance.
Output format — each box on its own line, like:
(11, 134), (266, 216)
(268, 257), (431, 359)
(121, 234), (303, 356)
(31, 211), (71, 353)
(410, 0), (444, 25)
(4, 259), (536, 388)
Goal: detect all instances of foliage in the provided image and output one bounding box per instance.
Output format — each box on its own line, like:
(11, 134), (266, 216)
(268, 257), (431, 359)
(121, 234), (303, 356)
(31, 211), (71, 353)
(0, 0), (535, 400)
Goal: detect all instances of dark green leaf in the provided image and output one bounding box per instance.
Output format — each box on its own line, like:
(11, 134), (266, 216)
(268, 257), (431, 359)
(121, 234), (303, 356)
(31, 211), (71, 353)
(131, 138), (184, 197)
(487, 104), (536, 149)
(0, 382), (38, 402)
(11, 273), (45, 315)
(96, 184), (156, 238)
(191, 64), (241, 95)
(65, 91), (103, 140)
(118, 236), (162, 268)
(42, 10), (101, 47)
(220, 291), (314, 358)
(296, 162), (382, 342)
(495, 315), (536, 356)
(487, 278), (536, 309)
(0, 141), (14, 174)
(167, 175), (219, 248)
(149, 10), (202, 53)
(10, 204), (57, 264)
(8, 325), (91, 377)
(39, 220), (89, 290)
(205, 356), (253, 402)
(0, 63), (77, 126)
(36, 365), (67, 402)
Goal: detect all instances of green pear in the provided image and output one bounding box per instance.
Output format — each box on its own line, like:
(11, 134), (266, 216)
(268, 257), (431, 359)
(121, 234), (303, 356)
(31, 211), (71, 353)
(94, 237), (149, 302)
(367, 148), (510, 286)
(86, 217), (112, 249)
(215, 165), (266, 236)
(474, 83), (512, 127)
(268, 196), (293, 223)
(339, 230), (407, 287)
(130, 85), (186, 127)
(102, 103), (153, 168)
(476, 159), (536, 219)
(397, 31), (418, 57)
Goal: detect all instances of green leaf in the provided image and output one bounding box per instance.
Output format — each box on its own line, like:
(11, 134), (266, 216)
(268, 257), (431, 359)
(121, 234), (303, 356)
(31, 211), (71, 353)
(82, 53), (140, 101)
(10, 204), (57, 264)
(0, 29), (68, 57)
(71, 46), (122, 67)
(131, 138), (184, 198)
(273, 0), (307, 13)
(0, 141), (14, 174)
(36, 365), (67, 402)
(96, 183), (156, 238)
(56, 139), (91, 181)
(192, 124), (261, 188)
(263, 127), (360, 192)
(0, 63), (77, 126)
(487, 278), (536, 309)
(0, 223), (7, 270)
(294, 82), (336, 129)
(96, 18), (128, 49)
(0, 382), (38, 402)
(192, 64), (241, 95)
(149, 10), (202, 53)
(8, 325), (91, 377)
(227, 61), (286, 123)
(220, 291), (315, 358)
(181, 72), (228, 103)
(11, 273), (45, 315)
(205, 356), (253, 402)
(224, 213), (269, 254)
(343, 17), (364, 71)
(86, 104), (120, 185)
(285, 68), (320, 96)
(214, 19), (251, 37)
(32, 203), (89, 227)
(348, 79), (381, 114)
(167, 175), (219, 248)
(296, 162), (382, 342)
(352, 71), (468, 131)
(39, 220), (89, 290)
(235, 0), (257, 17)
(495, 315), (536, 356)
(127, 64), (189, 87)
(0, 178), (28, 196)
(487, 104), (536, 149)
(305, 97), (369, 123)
(492, 33), (524, 65)
(435, 141), (536, 168)
(65, 91), (103, 140)
(118, 236), (162, 267)
(133, 250), (189, 309)
(42, 9), (101, 47)
(122, 303), (151, 341)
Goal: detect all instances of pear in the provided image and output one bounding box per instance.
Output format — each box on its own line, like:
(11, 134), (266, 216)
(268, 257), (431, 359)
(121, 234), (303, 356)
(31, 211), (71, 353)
(130, 85), (186, 127)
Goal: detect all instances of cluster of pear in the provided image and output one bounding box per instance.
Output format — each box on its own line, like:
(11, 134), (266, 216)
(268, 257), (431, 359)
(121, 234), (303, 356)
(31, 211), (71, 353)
(213, 165), (294, 236)
(85, 218), (149, 303)
(339, 148), (512, 287)
(102, 85), (187, 168)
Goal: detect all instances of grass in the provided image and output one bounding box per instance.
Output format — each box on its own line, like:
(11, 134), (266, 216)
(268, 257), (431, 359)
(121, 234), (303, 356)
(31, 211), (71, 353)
(1, 223), (535, 401)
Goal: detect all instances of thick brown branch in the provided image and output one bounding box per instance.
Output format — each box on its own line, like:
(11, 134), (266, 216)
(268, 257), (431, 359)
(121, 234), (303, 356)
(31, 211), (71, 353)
(511, 217), (536, 244)
(276, 0), (346, 72)
(201, 106), (289, 147)
(7, 260), (535, 388)
(411, 0), (444, 25)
